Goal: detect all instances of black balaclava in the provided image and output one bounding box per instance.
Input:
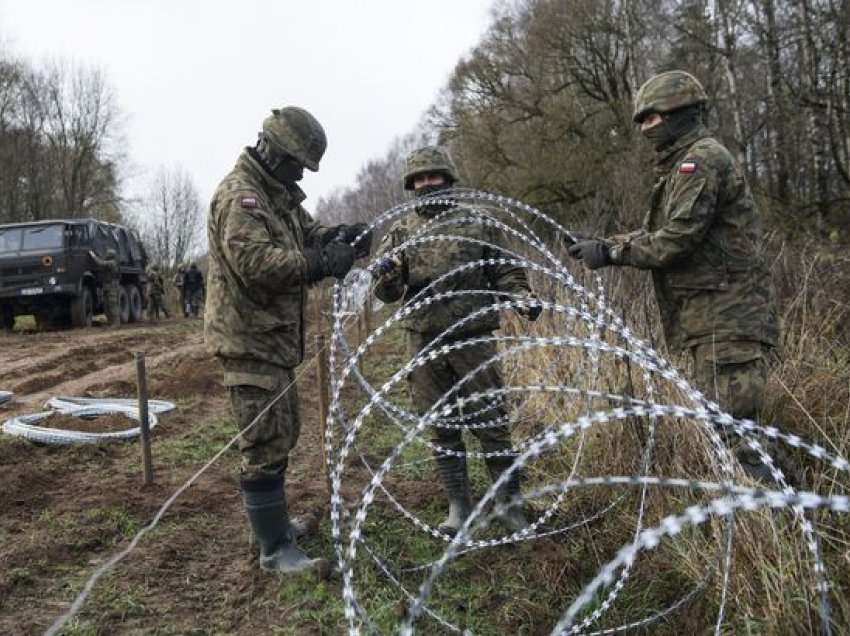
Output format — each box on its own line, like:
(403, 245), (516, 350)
(251, 138), (304, 184)
(642, 105), (703, 152)
(414, 176), (455, 218)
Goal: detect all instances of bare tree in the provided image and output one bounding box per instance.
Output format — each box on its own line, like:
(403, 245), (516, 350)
(138, 166), (205, 268)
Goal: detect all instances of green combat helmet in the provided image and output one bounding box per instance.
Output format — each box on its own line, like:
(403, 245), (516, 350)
(633, 70), (708, 123)
(403, 146), (460, 190)
(260, 107), (327, 171)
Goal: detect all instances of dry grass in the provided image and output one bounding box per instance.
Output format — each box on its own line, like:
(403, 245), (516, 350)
(494, 239), (850, 633)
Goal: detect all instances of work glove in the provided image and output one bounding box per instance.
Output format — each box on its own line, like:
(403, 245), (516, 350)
(326, 223), (373, 258)
(568, 240), (611, 270)
(374, 254), (402, 277)
(562, 231), (589, 248)
(516, 292), (542, 322)
(304, 242), (357, 283)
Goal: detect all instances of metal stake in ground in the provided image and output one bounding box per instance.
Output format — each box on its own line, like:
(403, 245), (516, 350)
(135, 352), (154, 485)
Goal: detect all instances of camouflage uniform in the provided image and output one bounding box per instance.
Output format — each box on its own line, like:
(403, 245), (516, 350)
(147, 268), (169, 320)
(205, 106), (360, 576)
(375, 146), (533, 533)
(206, 148), (336, 479)
(571, 72), (780, 475)
(90, 249), (120, 326)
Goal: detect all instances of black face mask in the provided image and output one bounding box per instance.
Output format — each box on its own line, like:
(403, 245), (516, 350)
(414, 183), (454, 217)
(641, 106), (702, 152)
(271, 156), (304, 184)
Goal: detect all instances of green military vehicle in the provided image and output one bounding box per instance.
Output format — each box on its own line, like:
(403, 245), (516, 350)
(0, 219), (149, 330)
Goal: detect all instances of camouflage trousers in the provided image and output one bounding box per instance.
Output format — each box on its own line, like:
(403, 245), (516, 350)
(222, 358), (300, 481)
(406, 331), (512, 454)
(149, 294), (168, 320)
(689, 340), (769, 420)
(103, 280), (121, 326)
(688, 340), (795, 480)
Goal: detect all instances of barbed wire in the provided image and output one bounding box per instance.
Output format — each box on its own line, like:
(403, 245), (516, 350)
(327, 189), (845, 635)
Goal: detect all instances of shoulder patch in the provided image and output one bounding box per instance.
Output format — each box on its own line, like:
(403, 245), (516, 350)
(679, 160), (698, 174)
(240, 196), (258, 209)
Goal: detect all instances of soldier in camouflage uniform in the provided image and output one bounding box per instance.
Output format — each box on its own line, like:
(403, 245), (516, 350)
(374, 146), (541, 535)
(147, 266), (169, 320)
(567, 71), (780, 479)
(205, 106), (372, 575)
(89, 247), (121, 326)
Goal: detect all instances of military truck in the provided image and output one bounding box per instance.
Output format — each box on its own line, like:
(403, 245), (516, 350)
(0, 219), (149, 330)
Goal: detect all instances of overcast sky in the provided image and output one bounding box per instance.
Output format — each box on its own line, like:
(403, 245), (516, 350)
(0, 0), (494, 214)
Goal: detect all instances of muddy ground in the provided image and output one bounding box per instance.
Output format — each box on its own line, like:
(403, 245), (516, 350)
(0, 316), (344, 635)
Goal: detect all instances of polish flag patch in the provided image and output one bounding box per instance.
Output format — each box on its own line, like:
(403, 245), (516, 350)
(240, 196), (258, 208)
(679, 160), (698, 174)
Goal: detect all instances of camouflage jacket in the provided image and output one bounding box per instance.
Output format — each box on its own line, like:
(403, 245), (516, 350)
(609, 125), (779, 351)
(374, 207), (530, 337)
(148, 272), (166, 297)
(205, 149), (334, 370)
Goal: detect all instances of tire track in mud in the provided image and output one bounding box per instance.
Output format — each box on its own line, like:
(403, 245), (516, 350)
(0, 322), (203, 407)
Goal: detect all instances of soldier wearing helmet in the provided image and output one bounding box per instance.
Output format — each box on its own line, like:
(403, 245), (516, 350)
(374, 145), (540, 536)
(205, 106), (372, 576)
(568, 70), (780, 480)
(89, 247), (121, 326)
(147, 264), (169, 321)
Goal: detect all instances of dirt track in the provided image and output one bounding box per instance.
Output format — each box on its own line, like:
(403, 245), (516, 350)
(0, 318), (335, 635)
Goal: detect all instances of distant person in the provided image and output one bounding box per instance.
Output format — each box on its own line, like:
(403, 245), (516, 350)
(172, 265), (185, 315)
(373, 145), (540, 536)
(205, 106), (371, 575)
(182, 263), (205, 317)
(89, 247), (120, 326)
(147, 266), (169, 321)
(567, 70), (780, 481)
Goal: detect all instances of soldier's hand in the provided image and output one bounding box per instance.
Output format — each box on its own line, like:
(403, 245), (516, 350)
(342, 223), (372, 257)
(563, 231), (589, 247)
(375, 254), (401, 277)
(568, 240), (611, 270)
(323, 241), (356, 279)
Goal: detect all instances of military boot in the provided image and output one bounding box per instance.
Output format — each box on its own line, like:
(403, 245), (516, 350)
(434, 452), (473, 536)
(241, 477), (328, 575)
(485, 455), (528, 533)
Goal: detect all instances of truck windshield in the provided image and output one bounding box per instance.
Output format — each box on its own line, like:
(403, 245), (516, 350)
(23, 225), (65, 251)
(0, 228), (22, 254)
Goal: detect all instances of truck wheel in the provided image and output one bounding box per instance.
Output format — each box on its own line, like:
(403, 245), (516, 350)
(1, 305), (15, 331)
(118, 286), (130, 324)
(127, 285), (143, 322)
(70, 287), (94, 328)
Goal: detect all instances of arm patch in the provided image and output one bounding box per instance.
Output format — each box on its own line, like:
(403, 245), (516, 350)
(240, 196), (258, 209)
(679, 160), (698, 174)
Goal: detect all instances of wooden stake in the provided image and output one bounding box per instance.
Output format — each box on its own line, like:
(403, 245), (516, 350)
(135, 352), (154, 485)
(314, 334), (332, 498)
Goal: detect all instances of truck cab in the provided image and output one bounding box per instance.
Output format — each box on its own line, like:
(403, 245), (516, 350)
(0, 219), (149, 330)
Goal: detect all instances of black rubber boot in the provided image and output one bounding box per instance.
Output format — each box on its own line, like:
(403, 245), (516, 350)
(485, 455), (528, 532)
(241, 477), (328, 575)
(434, 452), (472, 536)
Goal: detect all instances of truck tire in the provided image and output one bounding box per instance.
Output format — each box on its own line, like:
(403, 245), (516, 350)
(1, 304), (15, 331)
(117, 286), (130, 324)
(70, 287), (94, 328)
(127, 285), (143, 322)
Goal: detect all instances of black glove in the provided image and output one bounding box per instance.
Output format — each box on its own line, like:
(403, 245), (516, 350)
(304, 242), (356, 283)
(563, 231), (588, 248)
(568, 240), (611, 270)
(323, 241), (356, 279)
(325, 223), (373, 258)
(342, 223), (372, 257)
(375, 254), (401, 277)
